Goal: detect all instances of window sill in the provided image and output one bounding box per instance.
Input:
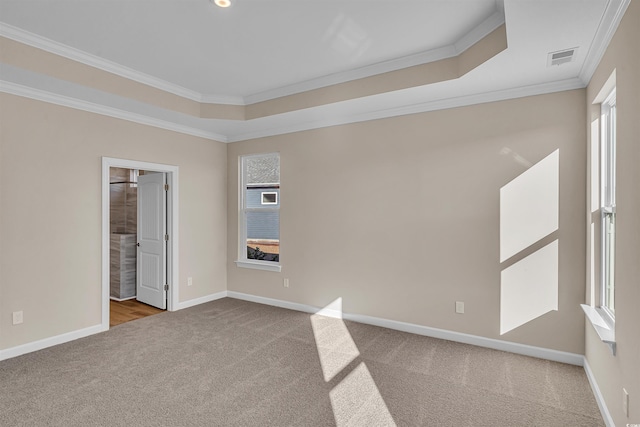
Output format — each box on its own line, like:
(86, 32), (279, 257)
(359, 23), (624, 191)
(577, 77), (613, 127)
(235, 260), (282, 272)
(581, 304), (616, 355)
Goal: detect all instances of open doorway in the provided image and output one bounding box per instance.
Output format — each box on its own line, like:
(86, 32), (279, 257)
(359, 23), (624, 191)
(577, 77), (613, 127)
(108, 168), (164, 326)
(101, 158), (179, 331)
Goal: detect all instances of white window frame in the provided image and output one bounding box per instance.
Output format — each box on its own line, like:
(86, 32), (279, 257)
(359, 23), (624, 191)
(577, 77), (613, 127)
(581, 75), (616, 355)
(600, 88), (616, 322)
(235, 153), (281, 272)
(261, 191), (278, 205)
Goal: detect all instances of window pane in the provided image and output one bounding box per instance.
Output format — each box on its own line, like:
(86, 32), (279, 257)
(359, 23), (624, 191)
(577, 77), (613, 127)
(603, 112), (616, 207)
(603, 212), (615, 314)
(246, 211), (279, 262)
(245, 154), (280, 185)
(600, 88), (615, 317)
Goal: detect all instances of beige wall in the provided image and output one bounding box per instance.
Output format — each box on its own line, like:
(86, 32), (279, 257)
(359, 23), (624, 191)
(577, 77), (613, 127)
(584, 1), (640, 425)
(0, 93), (227, 350)
(228, 89), (587, 354)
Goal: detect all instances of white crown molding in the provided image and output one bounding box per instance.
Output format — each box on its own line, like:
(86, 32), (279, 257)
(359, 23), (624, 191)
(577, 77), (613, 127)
(0, 22), (244, 106)
(454, 9), (505, 54)
(200, 92), (249, 105)
(0, 79), (228, 142)
(243, 45), (457, 105)
(2, 70), (584, 145)
(227, 291), (584, 366)
(227, 77), (585, 142)
(578, 0), (631, 85)
(370, 78), (585, 120)
(243, 10), (505, 105)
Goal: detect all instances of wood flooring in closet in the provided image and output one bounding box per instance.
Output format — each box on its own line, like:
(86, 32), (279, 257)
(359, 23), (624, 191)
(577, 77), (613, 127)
(110, 299), (164, 327)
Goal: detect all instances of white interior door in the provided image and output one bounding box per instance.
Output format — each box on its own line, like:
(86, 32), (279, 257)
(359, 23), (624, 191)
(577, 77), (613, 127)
(137, 172), (167, 309)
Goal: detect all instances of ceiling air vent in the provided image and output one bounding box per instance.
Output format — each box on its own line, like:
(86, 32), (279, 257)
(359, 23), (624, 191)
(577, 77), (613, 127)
(547, 48), (578, 67)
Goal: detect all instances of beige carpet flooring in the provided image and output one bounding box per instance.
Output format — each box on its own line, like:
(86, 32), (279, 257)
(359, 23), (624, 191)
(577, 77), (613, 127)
(0, 298), (603, 426)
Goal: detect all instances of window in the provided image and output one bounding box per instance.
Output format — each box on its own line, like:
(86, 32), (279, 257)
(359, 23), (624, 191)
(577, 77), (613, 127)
(261, 192), (278, 205)
(581, 76), (616, 354)
(600, 88), (616, 318)
(237, 153), (281, 272)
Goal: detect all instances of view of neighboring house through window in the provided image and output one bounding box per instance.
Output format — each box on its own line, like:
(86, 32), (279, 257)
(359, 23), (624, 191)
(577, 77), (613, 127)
(241, 153), (280, 264)
(601, 88), (616, 318)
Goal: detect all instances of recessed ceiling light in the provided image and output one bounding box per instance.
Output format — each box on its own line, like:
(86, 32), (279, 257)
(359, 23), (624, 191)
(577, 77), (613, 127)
(213, 0), (231, 7)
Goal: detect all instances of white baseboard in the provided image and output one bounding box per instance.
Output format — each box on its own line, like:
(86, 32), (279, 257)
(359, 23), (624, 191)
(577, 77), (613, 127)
(109, 296), (136, 302)
(227, 291), (584, 366)
(583, 358), (615, 427)
(0, 291), (228, 361)
(0, 291), (584, 370)
(227, 291), (337, 316)
(0, 323), (105, 362)
(174, 291), (228, 310)
(344, 312), (584, 366)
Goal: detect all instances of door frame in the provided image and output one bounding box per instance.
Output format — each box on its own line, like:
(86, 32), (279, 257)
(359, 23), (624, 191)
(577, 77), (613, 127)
(101, 157), (179, 330)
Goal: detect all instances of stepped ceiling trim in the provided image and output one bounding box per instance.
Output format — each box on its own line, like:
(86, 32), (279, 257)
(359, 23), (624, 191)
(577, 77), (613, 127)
(0, 0), (631, 143)
(1, 9), (505, 107)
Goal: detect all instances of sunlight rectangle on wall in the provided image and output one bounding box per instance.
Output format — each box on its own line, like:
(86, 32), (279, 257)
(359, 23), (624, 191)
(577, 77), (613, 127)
(500, 150), (559, 262)
(500, 240), (558, 335)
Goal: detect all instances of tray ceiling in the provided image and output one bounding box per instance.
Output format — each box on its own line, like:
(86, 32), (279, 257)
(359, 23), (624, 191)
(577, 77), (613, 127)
(0, 0), (628, 142)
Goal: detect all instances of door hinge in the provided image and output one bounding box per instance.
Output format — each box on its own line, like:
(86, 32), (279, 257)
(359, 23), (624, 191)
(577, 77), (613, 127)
(164, 234), (169, 241)
(164, 284), (169, 291)
(164, 184), (169, 191)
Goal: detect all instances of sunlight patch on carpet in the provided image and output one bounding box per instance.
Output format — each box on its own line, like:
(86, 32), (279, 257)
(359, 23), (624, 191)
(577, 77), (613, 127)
(311, 298), (397, 426)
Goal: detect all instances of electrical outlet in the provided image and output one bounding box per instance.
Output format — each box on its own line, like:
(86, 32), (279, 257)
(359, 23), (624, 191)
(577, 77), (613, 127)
(12, 311), (23, 325)
(623, 388), (629, 417)
(283, 278), (290, 288)
(187, 277), (193, 286)
(455, 301), (465, 314)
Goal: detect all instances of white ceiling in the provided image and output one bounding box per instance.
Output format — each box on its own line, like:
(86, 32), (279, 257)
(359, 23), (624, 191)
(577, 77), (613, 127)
(0, 0), (628, 142)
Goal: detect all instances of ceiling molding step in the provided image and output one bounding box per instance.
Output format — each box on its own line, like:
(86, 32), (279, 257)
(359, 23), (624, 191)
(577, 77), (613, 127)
(578, 0), (631, 85)
(242, 7), (506, 105)
(454, 9), (505, 54)
(1, 5), (506, 109)
(0, 23), (243, 106)
(381, 78), (585, 124)
(227, 78), (585, 143)
(0, 79), (227, 142)
(195, 93), (247, 105)
(1, 74), (585, 145)
(242, 45), (457, 105)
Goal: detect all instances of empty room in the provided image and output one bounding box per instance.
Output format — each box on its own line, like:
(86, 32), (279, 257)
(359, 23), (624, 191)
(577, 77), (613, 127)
(0, 0), (638, 426)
